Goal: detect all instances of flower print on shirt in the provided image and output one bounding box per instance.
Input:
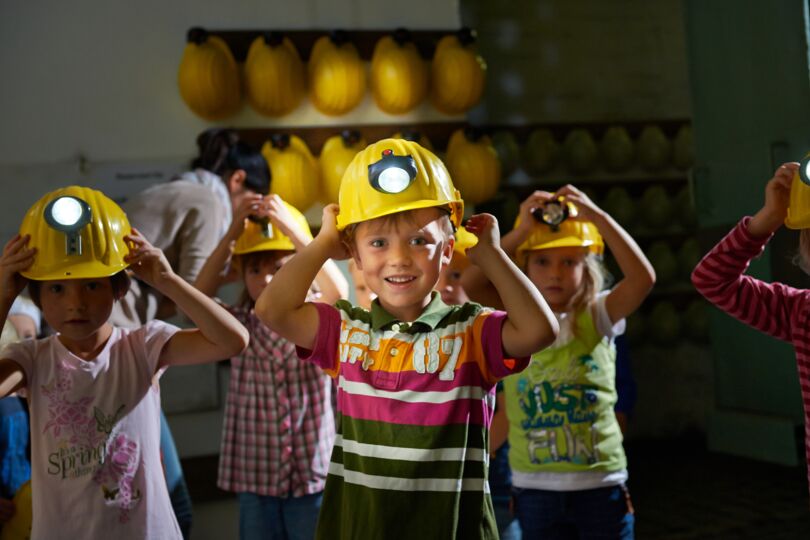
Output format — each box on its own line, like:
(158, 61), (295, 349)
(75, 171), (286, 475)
(41, 360), (102, 448)
(94, 433), (142, 523)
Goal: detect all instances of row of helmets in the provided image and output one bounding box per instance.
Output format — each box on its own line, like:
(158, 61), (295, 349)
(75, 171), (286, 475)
(493, 124), (694, 177)
(178, 28), (486, 120)
(265, 128), (502, 212)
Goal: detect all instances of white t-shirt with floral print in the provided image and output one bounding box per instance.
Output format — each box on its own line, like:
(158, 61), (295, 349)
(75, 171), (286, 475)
(0, 320), (182, 540)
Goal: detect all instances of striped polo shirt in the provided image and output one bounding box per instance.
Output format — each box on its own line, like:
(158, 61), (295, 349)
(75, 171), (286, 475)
(299, 293), (529, 539)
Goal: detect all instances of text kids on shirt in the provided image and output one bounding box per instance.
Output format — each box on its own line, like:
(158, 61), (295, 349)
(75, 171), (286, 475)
(462, 187), (655, 539)
(194, 193), (348, 540)
(255, 139), (559, 539)
(0, 186), (249, 540)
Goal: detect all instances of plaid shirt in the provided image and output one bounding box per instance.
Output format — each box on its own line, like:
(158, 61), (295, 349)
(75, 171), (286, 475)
(217, 305), (335, 496)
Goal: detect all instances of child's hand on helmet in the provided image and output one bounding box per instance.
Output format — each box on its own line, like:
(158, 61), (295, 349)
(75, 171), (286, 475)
(266, 194), (311, 250)
(749, 162), (800, 236)
(514, 190), (554, 238)
(464, 213), (501, 265)
(226, 193), (267, 241)
(124, 228), (175, 288)
(555, 184), (602, 222)
(0, 234), (35, 306)
(315, 204), (350, 261)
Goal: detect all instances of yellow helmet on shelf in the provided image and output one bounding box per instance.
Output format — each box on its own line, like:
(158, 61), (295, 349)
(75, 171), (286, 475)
(177, 27), (241, 120)
(244, 32), (306, 117)
(309, 32), (367, 116)
(19, 186), (131, 281)
(261, 134), (320, 212)
(431, 29), (486, 115)
(370, 30), (429, 115)
(337, 138), (463, 231)
(233, 200), (312, 255)
(319, 130), (367, 205)
(515, 204), (604, 266)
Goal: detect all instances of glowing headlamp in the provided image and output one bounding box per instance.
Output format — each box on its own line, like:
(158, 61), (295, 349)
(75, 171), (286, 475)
(44, 196), (92, 255)
(532, 197), (578, 232)
(368, 150), (417, 194)
(800, 155), (810, 186)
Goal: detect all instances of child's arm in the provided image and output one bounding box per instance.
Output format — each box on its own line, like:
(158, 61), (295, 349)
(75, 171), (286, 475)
(461, 191), (552, 309)
(557, 185), (656, 324)
(692, 162), (803, 341)
(123, 229), (249, 369)
(194, 194), (265, 297)
(255, 204), (348, 349)
(265, 195), (349, 305)
(0, 235), (36, 397)
(465, 213), (558, 358)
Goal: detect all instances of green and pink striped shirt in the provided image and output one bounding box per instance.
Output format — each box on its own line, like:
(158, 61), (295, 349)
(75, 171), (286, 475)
(299, 294), (529, 539)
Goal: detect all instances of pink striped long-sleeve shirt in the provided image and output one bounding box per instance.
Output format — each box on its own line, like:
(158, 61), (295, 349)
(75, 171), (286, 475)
(691, 216), (810, 492)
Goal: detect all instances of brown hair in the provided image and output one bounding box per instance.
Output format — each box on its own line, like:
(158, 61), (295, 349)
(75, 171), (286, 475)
(235, 251), (290, 308)
(27, 270), (131, 309)
(342, 208), (454, 252)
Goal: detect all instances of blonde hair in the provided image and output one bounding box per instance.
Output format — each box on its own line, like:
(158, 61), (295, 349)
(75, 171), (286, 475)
(522, 250), (612, 314)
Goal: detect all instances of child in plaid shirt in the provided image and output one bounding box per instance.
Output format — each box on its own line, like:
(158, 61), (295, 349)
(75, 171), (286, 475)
(195, 194), (348, 540)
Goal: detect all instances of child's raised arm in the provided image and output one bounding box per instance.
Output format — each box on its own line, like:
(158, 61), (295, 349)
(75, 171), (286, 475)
(465, 213), (558, 358)
(122, 229), (249, 370)
(265, 195), (349, 305)
(0, 234), (36, 397)
(461, 191), (552, 309)
(557, 184), (656, 324)
(256, 204), (348, 349)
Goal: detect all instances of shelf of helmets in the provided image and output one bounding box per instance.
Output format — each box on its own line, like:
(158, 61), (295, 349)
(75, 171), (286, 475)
(236, 119), (705, 349)
(477, 120), (707, 351)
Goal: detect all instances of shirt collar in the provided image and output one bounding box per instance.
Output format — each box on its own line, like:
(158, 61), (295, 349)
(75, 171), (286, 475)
(370, 292), (453, 332)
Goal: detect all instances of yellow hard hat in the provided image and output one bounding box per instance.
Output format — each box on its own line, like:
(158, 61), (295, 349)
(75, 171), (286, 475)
(177, 28), (241, 120)
(336, 138), (463, 231)
(786, 152), (810, 229)
(0, 480), (31, 540)
(244, 33), (306, 117)
(515, 207), (604, 265)
(233, 200), (312, 255)
(453, 226), (478, 255)
(370, 30), (428, 114)
(261, 134), (320, 212)
(309, 32), (367, 116)
(319, 131), (366, 205)
(19, 186), (131, 281)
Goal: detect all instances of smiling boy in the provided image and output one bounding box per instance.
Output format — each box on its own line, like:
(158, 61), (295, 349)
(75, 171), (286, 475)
(256, 139), (558, 539)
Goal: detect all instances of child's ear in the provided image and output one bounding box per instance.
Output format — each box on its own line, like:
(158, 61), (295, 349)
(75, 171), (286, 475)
(227, 169), (247, 193)
(441, 237), (455, 266)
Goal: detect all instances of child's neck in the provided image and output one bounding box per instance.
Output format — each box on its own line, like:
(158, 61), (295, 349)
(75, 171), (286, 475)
(379, 296), (433, 323)
(58, 323), (114, 361)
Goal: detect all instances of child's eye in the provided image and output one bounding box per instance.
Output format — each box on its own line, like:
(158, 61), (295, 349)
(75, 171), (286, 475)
(48, 284), (63, 294)
(450, 271), (462, 281)
(410, 237), (428, 246)
(85, 282), (100, 291)
(370, 239), (386, 248)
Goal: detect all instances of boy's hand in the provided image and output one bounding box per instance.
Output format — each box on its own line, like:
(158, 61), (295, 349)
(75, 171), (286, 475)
(124, 228), (176, 288)
(464, 213), (501, 265)
(0, 235), (35, 306)
(749, 162), (799, 237)
(555, 184), (603, 222)
(316, 204), (350, 260)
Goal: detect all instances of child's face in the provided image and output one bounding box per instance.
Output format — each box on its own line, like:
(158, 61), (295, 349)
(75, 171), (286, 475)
(243, 251), (291, 302)
(352, 208), (453, 322)
(39, 278), (115, 344)
(348, 260), (376, 310)
(525, 246), (588, 312)
(436, 252), (470, 306)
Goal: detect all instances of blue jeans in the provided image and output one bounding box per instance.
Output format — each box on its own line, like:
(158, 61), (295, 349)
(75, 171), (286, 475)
(494, 499), (522, 540)
(238, 492), (323, 540)
(513, 485), (634, 539)
(160, 412), (192, 539)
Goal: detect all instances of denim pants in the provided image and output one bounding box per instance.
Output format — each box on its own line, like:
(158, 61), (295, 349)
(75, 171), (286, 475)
(238, 491), (323, 540)
(160, 411), (193, 539)
(513, 485), (634, 539)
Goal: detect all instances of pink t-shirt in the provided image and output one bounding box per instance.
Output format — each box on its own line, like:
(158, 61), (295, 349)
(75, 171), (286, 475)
(0, 320), (182, 540)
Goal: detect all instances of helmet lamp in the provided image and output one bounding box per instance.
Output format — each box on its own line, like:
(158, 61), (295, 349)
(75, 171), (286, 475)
(368, 150), (417, 194)
(44, 196), (92, 255)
